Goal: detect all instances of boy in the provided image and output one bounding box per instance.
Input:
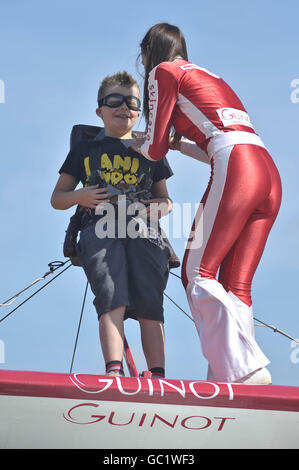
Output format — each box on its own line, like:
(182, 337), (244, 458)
(51, 71), (173, 377)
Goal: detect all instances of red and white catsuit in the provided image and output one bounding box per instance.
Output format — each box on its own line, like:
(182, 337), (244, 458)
(139, 59), (282, 382)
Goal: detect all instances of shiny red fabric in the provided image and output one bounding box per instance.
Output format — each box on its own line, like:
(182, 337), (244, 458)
(182, 144), (282, 306)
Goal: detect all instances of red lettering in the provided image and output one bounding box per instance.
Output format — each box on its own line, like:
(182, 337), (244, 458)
(214, 416), (236, 431)
(63, 403), (106, 425)
(138, 413), (147, 426)
(63, 403), (237, 432)
(108, 411), (135, 426)
(221, 108), (234, 120)
(181, 415), (211, 430)
(150, 413), (178, 428)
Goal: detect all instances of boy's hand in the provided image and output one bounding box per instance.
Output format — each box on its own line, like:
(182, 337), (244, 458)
(76, 185), (111, 209)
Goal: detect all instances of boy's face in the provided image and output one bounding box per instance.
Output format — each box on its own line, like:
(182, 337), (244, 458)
(96, 85), (140, 139)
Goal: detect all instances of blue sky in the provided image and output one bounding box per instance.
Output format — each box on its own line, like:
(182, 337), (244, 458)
(0, 0), (298, 386)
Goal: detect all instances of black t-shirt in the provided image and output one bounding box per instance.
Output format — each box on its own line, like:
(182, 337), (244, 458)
(59, 136), (173, 228)
(59, 136), (173, 189)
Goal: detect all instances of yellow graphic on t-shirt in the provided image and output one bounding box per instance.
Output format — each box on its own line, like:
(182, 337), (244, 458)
(84, 153), (140, 186)
(84, 157), (91, 179)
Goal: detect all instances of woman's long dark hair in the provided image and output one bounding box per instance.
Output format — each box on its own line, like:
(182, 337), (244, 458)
(139, 23), (188, 125)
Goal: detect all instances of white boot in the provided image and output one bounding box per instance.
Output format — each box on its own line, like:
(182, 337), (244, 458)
(228, 291), (255, 338)
(234, 367), (272, 384)
(187, 277), (270, 383)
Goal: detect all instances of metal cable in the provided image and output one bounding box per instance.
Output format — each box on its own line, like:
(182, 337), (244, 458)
(0, 260), (71, 307)
(0, 261), (72, 323)
(69, 280), (89, 374)
(169, 271), (299, 344)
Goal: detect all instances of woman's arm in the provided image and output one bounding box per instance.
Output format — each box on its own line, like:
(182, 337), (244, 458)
(138, 65), (179, 161)
(169, 136), (210, 165)
(140, 179), (173, 220)
(51, 173), (110, 210)
(179, 140), (210, 164)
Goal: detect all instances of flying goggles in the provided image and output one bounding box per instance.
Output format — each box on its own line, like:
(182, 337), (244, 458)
(98, 93), (141, 111)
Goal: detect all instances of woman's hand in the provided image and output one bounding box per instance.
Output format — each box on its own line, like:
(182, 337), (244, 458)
(169, 133), (182, 151)
(130, 135), (146, 155)
(138, 179), (172, 221)
(75, 185), (111, 209)
(139, 197), (172, 221)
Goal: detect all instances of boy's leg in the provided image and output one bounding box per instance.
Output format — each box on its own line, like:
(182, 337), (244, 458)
(126, 236), (170, 377)
(99, 306), (126, 374)
(77, 225), (130, 375)
(138, 318), (165, 374)
(77, 226), (129, 315)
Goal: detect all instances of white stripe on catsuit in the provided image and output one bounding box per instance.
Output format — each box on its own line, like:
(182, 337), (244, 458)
(184, 134), (269, 383)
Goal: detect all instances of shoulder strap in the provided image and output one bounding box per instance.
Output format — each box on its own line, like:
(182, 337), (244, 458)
(69, 124), (105, 176)
(70, 124), (104, 150)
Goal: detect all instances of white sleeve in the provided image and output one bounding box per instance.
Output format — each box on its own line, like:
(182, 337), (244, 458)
(140, 65), (178, 161)
(179, 139), (210, 165)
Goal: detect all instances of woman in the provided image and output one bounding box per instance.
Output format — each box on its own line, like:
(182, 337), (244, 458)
(132, 23), (282, 384)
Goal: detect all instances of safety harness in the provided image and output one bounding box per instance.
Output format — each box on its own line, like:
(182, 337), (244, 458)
(63, 125), (180, 268)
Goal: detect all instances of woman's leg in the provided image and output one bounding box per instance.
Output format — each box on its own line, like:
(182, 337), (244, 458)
(182, 144), (281, 382)
(218, 149), (282, 308)
(218, 207), (279, 339)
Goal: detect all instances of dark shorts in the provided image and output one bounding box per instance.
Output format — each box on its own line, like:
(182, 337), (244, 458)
(76, 222), (170, 322)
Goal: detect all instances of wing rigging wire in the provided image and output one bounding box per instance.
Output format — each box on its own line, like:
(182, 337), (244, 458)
(69, 280), (89, 374)
(0, 260), (72, 324)
(167, 272), (299, 344)
(0, 260), (298, 375)
(0, 261), (70, 307)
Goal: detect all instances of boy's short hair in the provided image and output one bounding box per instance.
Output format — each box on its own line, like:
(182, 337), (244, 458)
(97, 71), (140, 107)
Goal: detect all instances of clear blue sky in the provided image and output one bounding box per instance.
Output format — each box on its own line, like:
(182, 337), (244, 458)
(0, 0), (298, 386)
